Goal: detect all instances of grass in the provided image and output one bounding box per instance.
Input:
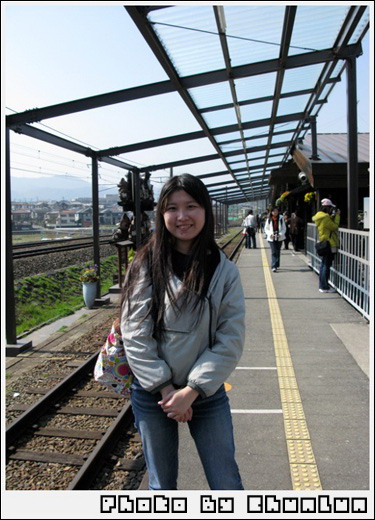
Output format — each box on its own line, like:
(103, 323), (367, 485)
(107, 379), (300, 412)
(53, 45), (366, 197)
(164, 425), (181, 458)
(57, 325), (69, 333)
(14, 255), (126, 336)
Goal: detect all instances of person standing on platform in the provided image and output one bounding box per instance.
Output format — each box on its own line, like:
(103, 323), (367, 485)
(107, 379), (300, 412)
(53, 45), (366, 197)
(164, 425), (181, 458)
(120, 174), (245, 490)
(264, 207), (286, 272)
(283, 212), (291, 250)
(312, 198), (340, 293)
(290, 209), (304, 252)
(242, 209), (257, 249)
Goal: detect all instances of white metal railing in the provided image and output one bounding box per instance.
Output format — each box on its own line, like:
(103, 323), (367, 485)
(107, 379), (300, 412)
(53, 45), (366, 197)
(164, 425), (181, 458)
(306, 223), (370, 320)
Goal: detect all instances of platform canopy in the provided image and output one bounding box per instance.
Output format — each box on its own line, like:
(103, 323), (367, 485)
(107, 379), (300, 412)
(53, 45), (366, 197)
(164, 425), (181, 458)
(6, 4), (369, 204)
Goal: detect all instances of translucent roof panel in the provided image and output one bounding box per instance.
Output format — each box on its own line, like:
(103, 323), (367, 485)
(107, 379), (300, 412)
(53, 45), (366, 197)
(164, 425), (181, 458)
(271, 132), (296, 145)
(281, 64), (325, 94)
(148, 6), (225, 76)
(348, 9), (370, 44)
(277, 94), (311, 117)
(188, 82), (233, 110)
(224, 5), (285, 67)
(235, 73), (277, 102)
(243, 126), (271, 139)
(242, 136), (269, 148)
(216, 131), (243, 144)
(288, 5), (351, 56)
(6, 4), (368, 206)
(202, 107), (238, 128)
(241, 101), (273, 124)
(273, 121), (303, 133)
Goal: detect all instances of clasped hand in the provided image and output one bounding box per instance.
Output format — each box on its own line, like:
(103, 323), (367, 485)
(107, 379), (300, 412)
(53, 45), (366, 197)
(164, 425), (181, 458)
(158, 386), (199, 423)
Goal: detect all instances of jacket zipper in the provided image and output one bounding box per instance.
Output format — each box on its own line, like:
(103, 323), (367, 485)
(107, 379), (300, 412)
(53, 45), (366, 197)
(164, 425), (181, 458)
(207, 295), (213, 349)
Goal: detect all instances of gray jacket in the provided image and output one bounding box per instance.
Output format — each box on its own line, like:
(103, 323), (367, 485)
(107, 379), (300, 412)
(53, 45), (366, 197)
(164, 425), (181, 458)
(121, 251), (245, 398)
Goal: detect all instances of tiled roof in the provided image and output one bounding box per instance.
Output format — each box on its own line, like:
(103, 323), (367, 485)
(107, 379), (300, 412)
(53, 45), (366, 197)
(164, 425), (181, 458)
(298, 133), (369, 164)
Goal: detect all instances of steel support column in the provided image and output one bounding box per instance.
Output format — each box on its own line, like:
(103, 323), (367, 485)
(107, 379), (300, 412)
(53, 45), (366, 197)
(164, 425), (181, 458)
(215, 203), (218, 236)
(346, 56), (359, 230)
(308, 116), (320, 160)
(132, 170), (142, 249)
(91, 156), (101, 298)
(6, 128), (17, 345)
(5, 129), (32, 355)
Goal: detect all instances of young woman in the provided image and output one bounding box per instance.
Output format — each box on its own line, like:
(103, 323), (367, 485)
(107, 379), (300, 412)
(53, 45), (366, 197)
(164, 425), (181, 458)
(312, 198), (340, 293)
(120, 174), (245, 490)
(264, 207), (286, 272)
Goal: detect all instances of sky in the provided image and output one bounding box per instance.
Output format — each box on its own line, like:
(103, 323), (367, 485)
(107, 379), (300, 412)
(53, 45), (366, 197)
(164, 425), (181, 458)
(2, 1), (372, 200)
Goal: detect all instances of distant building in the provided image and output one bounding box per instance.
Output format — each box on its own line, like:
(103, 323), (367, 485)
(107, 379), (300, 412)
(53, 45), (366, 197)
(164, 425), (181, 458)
(11, 209), (32, 230)
(104, 194), (119, 203)
(75, 207), (93, 227)
(99, 208), (123, 225)
(56, 210), (77, 227)
(45, 211), (60, 228)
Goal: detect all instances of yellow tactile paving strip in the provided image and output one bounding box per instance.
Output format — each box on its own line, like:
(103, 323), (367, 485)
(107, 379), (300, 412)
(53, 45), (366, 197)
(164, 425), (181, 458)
(259, 236), (322, 490)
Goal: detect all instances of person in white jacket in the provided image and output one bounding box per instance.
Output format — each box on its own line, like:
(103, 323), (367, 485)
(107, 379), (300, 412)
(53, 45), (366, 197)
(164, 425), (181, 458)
(264, 207), (286, 272)
(121, 174), (245, 490)
(242, 209), (257, 248)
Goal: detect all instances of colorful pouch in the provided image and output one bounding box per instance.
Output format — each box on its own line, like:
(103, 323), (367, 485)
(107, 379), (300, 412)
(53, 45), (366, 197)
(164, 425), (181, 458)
(94, 319), (133, 396)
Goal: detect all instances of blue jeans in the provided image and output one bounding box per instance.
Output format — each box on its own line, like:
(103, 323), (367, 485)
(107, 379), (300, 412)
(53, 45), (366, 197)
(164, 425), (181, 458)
(269, 240), (282, 269)
(246, 230), (256, 248)
(319, 252), (334, 290)
(130, 379), (243, 490)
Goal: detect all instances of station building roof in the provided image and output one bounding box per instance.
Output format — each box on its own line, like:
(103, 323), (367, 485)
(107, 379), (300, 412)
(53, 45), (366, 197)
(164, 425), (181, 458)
(298, 132), (370, 164)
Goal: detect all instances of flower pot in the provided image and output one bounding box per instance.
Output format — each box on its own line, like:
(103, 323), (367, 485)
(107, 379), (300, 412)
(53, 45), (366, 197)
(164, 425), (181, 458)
(82, 281), (97, 309)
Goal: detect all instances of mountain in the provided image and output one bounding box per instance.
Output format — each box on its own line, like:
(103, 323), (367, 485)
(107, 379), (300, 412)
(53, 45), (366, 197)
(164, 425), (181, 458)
(10, 175), (117, 202)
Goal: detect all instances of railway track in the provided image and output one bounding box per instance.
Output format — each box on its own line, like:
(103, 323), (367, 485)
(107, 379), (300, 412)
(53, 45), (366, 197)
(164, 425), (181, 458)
(6, 231), (244, 490)
(6, 352), (148, 490)
(13, 235), (114, 259)
(12, 229), (243, 259)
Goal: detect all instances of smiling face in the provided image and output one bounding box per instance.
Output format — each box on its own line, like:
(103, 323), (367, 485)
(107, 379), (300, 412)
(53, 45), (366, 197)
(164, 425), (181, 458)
(163, 189), (206, 254)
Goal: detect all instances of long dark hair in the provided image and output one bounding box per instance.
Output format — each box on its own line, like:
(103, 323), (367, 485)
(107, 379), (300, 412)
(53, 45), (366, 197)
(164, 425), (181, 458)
(267, 206), (280, 223)
(121, 174), (220, 340)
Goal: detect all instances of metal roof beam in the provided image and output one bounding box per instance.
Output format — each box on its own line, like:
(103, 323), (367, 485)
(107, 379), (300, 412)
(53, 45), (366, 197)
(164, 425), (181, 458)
(6, 39), (362, 128)
(259, 5), (296, 191)
(179, 43), (362, 90)
(280, 5), (367, 166)
(98, 113), (302, 157)
(138, 141), (291, 173)
(217, 127), (304, 146)
(6, 81), (175, 128)
(206, 175), (268, 189)
(199, 88), (315, 114)
(210, 181), (266, 192)
(126, 5), (250, 201)
(214, 5), (255, 197)
(9, 123), (135, 170)
(214, 192), (265, 202)
(216, 187), (267, 197)
(197, 168), (248, 179)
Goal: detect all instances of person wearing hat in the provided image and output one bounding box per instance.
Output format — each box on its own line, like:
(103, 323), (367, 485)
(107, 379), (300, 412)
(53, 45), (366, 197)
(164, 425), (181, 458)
(312, 199), (341, 293)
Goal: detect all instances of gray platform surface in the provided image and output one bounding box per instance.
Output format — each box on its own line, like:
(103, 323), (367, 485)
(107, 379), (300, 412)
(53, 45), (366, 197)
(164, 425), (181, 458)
(177, 240), (370, 491)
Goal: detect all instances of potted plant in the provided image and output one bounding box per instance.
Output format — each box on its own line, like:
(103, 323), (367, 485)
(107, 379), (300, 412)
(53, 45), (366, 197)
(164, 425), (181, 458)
(275, 191), (290, 209)
(81, 264), (99, 309)
(304, 192), (315, 204)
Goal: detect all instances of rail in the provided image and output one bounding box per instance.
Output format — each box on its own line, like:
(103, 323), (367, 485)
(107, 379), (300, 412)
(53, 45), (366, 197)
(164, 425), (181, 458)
(306, 223), (370, 320)
(13, 237), (113, 259)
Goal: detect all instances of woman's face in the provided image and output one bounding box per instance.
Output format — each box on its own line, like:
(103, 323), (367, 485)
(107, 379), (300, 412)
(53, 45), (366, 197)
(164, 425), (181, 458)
(163, 190), (206, 254)
(272, 208), (279, 217)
